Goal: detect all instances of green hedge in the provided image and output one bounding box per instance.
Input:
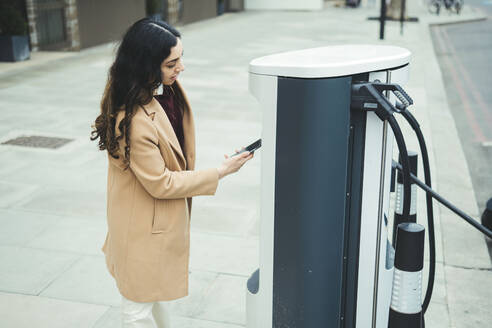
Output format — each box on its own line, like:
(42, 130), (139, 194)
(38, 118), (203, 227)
(0, 2), (28, 36)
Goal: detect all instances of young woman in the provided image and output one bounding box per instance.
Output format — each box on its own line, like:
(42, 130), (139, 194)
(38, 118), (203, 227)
(91, 18), (253, 327)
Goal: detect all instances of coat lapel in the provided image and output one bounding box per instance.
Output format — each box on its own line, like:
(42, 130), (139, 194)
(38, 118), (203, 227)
(142, 81), (196, 170)
(144, 97), (186, 167)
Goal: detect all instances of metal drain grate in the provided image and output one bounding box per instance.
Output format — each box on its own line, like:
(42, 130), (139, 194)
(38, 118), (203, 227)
(1, 135), (73, 149)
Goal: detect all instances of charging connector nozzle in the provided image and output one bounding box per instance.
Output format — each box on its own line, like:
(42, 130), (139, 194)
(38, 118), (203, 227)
(351, 82), (414, 120)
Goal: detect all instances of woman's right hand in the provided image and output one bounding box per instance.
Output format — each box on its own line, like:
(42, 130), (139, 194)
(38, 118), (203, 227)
(217, 148), (254, 179)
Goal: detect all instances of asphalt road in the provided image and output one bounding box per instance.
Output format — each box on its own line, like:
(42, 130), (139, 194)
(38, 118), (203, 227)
(430, 0), (492, 225)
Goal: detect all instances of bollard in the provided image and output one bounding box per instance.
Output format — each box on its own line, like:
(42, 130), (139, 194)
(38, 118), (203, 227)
(388, 223), (425, 328)
(393, 151), (418, 245)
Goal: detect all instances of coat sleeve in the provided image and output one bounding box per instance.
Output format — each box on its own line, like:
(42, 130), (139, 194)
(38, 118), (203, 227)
(126, 113), (219, 200)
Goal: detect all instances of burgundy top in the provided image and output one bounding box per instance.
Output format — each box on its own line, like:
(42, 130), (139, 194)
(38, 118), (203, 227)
(154, 93), (185, 154)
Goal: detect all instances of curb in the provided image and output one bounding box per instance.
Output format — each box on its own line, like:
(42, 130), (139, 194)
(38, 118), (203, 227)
(423, 5), (487, 26)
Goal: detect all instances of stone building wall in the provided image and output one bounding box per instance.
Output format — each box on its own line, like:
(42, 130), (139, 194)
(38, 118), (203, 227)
(167, 0), (180, 25)
(25, 0), (39, 51)
(64, 0), (80, 50)
(25, 0), (80, 51)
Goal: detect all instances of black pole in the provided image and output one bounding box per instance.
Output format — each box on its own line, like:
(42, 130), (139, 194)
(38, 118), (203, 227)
(400, 0), (406, 35)
(380, 0), (386, 39)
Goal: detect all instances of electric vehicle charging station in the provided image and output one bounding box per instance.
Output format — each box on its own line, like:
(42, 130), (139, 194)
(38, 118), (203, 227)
(246, 45), (412, 328)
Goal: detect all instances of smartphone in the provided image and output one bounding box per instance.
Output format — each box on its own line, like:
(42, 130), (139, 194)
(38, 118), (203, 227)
(232, 138), (262, 156)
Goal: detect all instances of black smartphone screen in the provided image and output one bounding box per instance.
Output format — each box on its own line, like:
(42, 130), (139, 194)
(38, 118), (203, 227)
(232, 138), (262, 156)
(245, 139), (262, 152)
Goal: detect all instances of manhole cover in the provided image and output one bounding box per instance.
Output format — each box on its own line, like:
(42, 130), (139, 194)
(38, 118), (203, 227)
(1, 135), (73, 149)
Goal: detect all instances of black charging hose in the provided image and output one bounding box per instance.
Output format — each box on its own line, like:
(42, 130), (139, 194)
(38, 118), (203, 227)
(350, 81), (491, 328)
(351, 82), (411, 220)
(393, 161), (492, 239)
(351, 82), (427, 326)
(399, 109), (436, 314)
(387, 115), (412, 221)
(387, 113), (425, 327)
(394, 155), (492, 328)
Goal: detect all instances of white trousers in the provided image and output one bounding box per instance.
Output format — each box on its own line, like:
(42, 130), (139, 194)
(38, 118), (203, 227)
(121, 294), (172, 328)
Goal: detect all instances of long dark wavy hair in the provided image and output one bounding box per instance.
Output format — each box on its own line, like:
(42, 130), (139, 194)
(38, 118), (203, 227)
(91, 18), (183, 169)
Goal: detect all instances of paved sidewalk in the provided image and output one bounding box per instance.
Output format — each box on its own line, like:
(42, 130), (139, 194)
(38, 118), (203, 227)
(0, 51), (76, 79)
(0, 1), (490, 327)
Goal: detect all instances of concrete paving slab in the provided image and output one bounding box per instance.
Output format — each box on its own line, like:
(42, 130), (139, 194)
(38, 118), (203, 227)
(40, 255), (120, 306)
(91, 272), (245, 328)
(434, 125), (478, 179)
(190, 232), (258, 277)
(195, 117), (261, 136)
(92, 306), (121, 328)
(194, 117), (261, 145)
(440, 210), (491, 268)
(432, 162), (479, 199)
(0, 84), (63, 102)
(0, 209), (61, 247)
(0, 161), (95, 191)
(191, 104), (260, 123)
(193, 274), (247, 325)
(26, 217), (107, 255)
(172, 315), (246, 328)
(190, 202), (256, 237)
(212, 180), (260, 212)
(171, 270), (219, 317)
(93, 307), (246, 328)
(445, 265), (492, 328)
(0, 138), (100, 167)
(0, 246), (79, 295)
(1, 116), (69, 135)
(245, 212), (260, 238)
(424, 301), (452, 328)
(0, 291), (108, 328)
(436, 184), (480, 218)
(16, 186), (106, 218)
(0, 51), (76, 77)
(0, 181), (39, 209)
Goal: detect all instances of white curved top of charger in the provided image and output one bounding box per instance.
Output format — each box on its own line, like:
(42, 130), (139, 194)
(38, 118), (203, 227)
(249, 45), (411, 78)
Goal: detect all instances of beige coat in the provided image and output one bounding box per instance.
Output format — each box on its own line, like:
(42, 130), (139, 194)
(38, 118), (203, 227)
(101, 82), (219, 302)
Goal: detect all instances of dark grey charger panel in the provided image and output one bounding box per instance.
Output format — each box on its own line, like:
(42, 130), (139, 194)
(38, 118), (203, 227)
(342, 93), (368, 328)
(273, 76), (353, 327)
